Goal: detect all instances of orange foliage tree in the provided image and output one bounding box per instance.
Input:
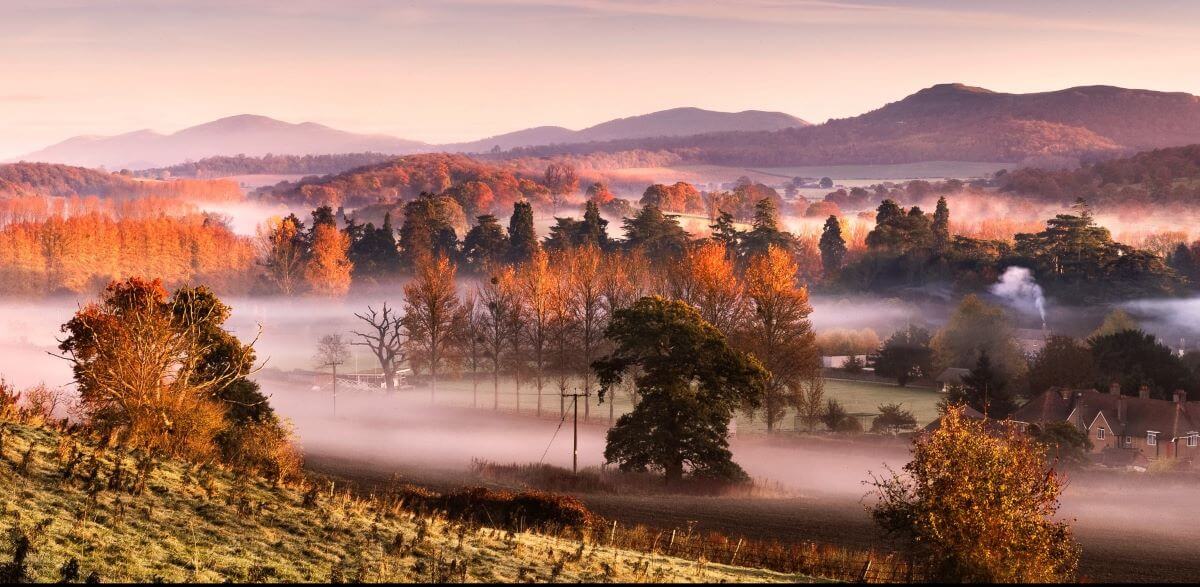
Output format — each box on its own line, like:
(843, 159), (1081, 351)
(304, 223), (353, 297)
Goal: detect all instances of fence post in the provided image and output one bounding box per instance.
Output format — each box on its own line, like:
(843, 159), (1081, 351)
(729, 538), (743, 566)
(609, 520), (617, 546)
(858, 557), (872, 583)
(668, 529), (676, 554)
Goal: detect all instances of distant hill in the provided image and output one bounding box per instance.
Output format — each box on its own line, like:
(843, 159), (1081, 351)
(444, 107), (809, 153)
(17, 115), (431, 170)
(499, 84), (1200, 167)
(0, 161), (240, 200)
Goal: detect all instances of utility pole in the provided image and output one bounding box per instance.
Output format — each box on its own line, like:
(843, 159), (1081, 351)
(561, 387), (589, 473)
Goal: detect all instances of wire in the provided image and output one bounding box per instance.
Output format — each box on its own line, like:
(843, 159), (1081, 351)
(539, 396), (576, 464)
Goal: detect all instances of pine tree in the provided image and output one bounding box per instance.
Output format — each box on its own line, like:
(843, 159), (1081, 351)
(818, 215), (847, 277)
(507, 201), (537, 265)
(933, 196), (950, 253)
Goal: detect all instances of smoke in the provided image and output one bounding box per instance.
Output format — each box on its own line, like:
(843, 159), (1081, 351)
(991, 266), (1046, 327)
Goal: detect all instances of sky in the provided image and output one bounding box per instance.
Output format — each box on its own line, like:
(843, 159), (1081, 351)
(1, 0), (1199, 158)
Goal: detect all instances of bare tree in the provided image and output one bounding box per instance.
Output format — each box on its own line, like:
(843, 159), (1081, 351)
(315, 333), (349, 417)
(479, 266), (520, 410)
(350, 303), (406, 393)
(795, 378), (825, 433)
(461, 287), (484, 408)
(402, 255), (462, 403)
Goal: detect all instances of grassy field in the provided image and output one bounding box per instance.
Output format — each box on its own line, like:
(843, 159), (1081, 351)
(398, 375), (944, 432)
(0, 419), (823, 583)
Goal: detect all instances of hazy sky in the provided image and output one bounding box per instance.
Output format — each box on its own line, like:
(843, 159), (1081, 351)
(2, 0), (1198, 158)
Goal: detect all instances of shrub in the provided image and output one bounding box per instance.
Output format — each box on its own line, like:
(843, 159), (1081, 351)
(871, 403), (918, 434)
(222, 420), (304, 482)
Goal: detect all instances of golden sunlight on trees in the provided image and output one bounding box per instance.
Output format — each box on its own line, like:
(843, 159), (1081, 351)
(402, 255), (463, 401)
(304, 223), (353, 297)
(741, 245), (821, 433)
(58, 278), (254, 462)
(870, 406), (1080, 582)
(671, 241), (743, 334)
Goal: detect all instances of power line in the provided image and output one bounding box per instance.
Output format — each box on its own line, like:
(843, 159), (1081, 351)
(539, 396), (574, 464)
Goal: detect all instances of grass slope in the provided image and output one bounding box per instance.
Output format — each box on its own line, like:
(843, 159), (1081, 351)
(0, 421), (820, 583)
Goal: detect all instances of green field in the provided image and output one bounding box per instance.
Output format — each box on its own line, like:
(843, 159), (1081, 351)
(396, 375), (943, 433)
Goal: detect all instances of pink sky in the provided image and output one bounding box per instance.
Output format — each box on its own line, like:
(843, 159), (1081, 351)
(2, 0), (1198, 158)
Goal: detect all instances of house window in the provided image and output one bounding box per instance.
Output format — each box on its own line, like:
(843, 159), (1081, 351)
(1147, 432), (1157, 446)
(1097, 427), (1105, 440)
(1124, 436), (1133, 448)
(1189, 434), (1198, 448)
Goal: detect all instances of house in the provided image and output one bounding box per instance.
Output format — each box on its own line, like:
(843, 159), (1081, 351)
(935, 368), (970, 392)
(1010, 384), (1200, 465)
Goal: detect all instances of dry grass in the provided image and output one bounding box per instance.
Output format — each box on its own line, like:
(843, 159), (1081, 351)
(0, 419), (822, 583)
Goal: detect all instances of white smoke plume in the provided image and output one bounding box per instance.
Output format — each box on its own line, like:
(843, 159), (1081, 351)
(991, 266), (1046, 328)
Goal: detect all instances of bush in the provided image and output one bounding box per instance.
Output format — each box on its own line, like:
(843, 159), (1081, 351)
(821, 399), (862, 434)
(842, 355), (865, 374)
(871, 403), (918, 434)
(222, 420), (304, 483)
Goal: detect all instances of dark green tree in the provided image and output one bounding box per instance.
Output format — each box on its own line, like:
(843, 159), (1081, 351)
(507, 201), (537, 265)
(1027, 335), (1095, 395)
(870, 325), (934, 387)
(871, 403), (918, 434)
(740, 198), (794, 259)
(819, 215), (847, 277)
(461, 214), (509, 273)
(592, 297), (766, 482)
(949, 351), (1016, 418)
(621, 204), (691, 260)
(398, 193), (460, 269)
(932, 196), (951, 253)
(1026, 421), (1093, 469)
(1089, 329), (1197, 400)
(346, 212), (401, 283)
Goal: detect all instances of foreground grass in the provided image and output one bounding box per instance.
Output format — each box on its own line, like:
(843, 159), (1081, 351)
(0, 421), (821, 583)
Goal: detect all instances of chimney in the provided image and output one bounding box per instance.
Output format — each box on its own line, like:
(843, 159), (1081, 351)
(1175, 390), (1187, 405)
(1139, 385), (1151, 400)
(1109, 382), (1121, 396)
(1058, 388), (1071, 400)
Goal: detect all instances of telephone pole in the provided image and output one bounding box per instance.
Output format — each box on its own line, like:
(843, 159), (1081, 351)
(561, 387), (589, 473)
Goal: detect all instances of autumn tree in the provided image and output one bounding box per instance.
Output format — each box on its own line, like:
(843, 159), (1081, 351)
(305, 222), (353, 297)
(258, 214), (306, 295)
(478, 266), (520, 410)
(58, 278), (255, 463)
(398, 193), (463, 269)
(516, 248), (558, 416)
(869, 406), (1080, 582)
(565, 244), (606, 418)
(544, 162), (579, 213)
(585, 182), (614, 207)
(402, 255), (463, 402)
(931, 294), (1027, 380)
(350, 303), (406, 392)
(671, 241), (744, 334)
(593, 297), (767, 482)
(741, 245), (821, 433)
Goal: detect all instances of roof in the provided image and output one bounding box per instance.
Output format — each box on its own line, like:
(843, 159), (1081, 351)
(936, 368), (970, 385)
(923, 405), (1010, 434)
(1011, 388), (1200, 440)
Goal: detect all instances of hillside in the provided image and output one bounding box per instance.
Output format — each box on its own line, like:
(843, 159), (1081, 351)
(997, 142), (1200, 204)
(0, 162), (240, 201)
(440, 107), (809, 153)
(500, 84), (1200, 167)
(0, 420), (813, 583)
(18, 115), (431, 170)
